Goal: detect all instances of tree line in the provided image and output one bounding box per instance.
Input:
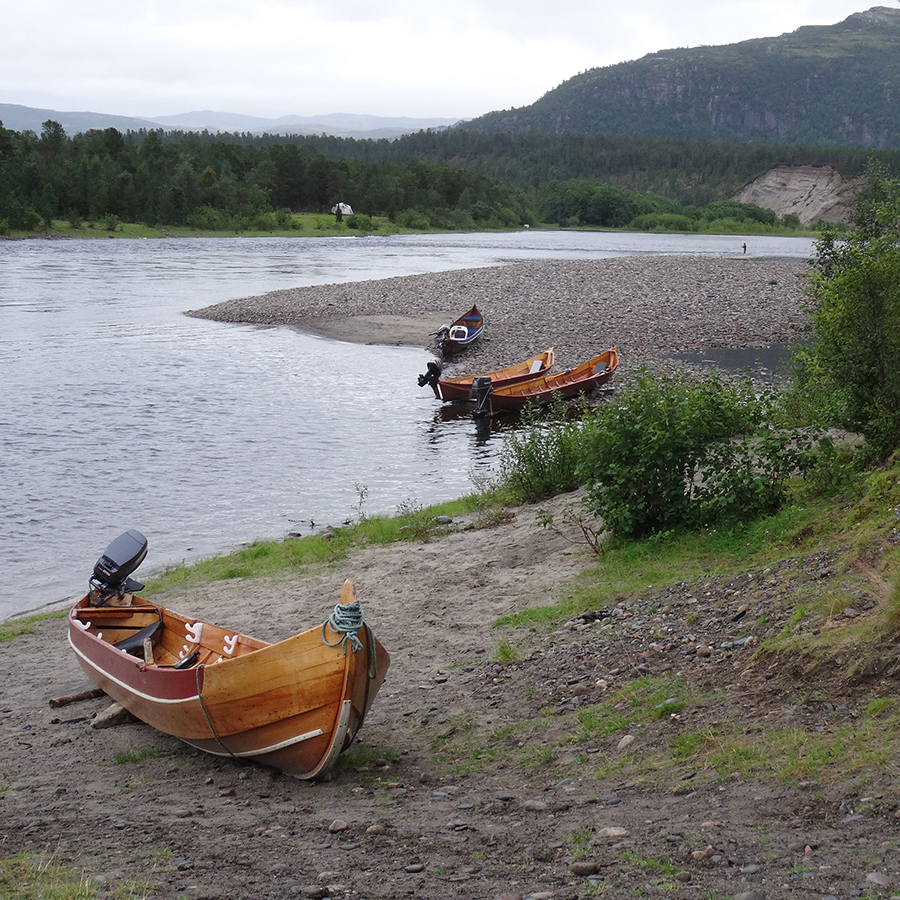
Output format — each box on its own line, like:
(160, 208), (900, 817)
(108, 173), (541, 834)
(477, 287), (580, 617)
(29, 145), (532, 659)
(2, 119), (882, 235)
(0, 121), (534, 233)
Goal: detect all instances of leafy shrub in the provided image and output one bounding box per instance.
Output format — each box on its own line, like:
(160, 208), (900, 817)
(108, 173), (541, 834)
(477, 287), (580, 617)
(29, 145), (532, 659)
(630, 213), (697, 232)
(795, 163), (900, 461)
(497, 399), (586, 501)
(346, 213), (379, 232)
(394, 208), (431, 229)
(577, 372), (818, 537)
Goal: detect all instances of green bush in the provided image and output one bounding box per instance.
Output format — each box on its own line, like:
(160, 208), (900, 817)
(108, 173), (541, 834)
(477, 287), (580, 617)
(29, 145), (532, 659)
(394, 208), (431, 229)
(795, 163), (900, 461)
(346, 213), (379, 232)
(577, 372), (818, 537)
(497, 399), (586, 501)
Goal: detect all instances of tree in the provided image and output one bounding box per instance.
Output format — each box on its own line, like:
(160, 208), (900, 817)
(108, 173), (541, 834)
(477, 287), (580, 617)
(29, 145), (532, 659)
(797, 162), (900, 460)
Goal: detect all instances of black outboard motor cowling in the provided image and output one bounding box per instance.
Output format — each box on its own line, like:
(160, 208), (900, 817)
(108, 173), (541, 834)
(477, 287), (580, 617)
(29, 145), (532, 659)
(472, 376), (493, 418)
(417, 359), (442, 388)
(89, 529), (148, 604)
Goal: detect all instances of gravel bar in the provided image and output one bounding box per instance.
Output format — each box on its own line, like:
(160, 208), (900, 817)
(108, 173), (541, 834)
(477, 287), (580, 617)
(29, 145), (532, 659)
(186, 255), (811, 384)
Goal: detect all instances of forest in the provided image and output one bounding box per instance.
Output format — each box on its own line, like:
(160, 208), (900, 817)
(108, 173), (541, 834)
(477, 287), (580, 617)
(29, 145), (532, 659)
(4, 118), (900, 236)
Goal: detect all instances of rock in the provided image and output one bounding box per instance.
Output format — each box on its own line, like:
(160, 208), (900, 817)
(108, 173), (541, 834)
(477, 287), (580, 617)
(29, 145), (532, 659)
(91, 702), (136, 729)
(732, 164), (856, 225)
(571, 861), (599, 876)
(300, 887), (328, 900)
(328, 819), (348, 833)
(616, 735), (635, 751)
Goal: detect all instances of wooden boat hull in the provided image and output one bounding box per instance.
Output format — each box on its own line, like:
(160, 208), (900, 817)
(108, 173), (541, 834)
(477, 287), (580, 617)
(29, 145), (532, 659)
(485, 348), (618, 412)
(439, 304), (484, 354)
(67, 581), (389, 778)
(431, 347), (555, 401)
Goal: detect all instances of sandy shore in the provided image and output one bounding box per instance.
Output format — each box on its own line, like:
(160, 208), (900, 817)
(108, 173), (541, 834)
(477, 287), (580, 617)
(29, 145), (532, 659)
(187, 255), (811, 382)
(11, 252), (883, 900)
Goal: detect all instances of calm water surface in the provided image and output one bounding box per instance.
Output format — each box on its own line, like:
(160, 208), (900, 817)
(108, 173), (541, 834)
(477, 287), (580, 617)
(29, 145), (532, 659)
(1, 231), (814, 619)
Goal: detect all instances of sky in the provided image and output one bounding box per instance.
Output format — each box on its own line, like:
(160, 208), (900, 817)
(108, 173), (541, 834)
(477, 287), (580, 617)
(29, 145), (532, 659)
(3, 0), (885, 122)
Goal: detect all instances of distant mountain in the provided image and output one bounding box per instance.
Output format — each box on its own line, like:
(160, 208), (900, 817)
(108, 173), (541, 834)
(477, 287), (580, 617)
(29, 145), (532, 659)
(461, 6), (900, 148)
(0, 103), (159, 136)
(149, 110), (461, 139)
(0, 103), (461, 140)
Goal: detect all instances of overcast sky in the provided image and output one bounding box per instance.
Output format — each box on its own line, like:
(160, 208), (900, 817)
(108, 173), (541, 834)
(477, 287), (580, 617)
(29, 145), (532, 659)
(4, 1), (881, 121)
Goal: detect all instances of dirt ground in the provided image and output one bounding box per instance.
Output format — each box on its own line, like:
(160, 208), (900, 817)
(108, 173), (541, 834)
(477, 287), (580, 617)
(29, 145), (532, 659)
(3, 489), (900, 900)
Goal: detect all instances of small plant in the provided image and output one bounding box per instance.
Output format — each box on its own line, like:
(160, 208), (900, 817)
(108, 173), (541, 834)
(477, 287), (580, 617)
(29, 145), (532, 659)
(395, 497), (441, 542)
(114, 746), (170, 764)
(538, 500), (606, 555)
(495, 640), (519, 664)
(353, 482), (369, 522)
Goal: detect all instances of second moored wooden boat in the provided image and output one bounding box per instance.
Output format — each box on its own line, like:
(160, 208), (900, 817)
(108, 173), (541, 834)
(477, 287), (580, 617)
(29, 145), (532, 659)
(474, 347), (618, 415)
(418, 347), (555, 401)
(67, 531), (389, 779)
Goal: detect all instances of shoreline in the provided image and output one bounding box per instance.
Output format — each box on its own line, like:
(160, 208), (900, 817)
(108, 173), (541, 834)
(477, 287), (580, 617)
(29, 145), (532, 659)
(187, 254), (810, 380)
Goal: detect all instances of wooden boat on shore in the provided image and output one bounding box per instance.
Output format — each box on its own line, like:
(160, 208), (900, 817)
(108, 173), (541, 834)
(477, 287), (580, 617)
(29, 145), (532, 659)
(474, 347), (618, 415)
(418, 347), (555, 401)
(435, 304), (484, 354)
(68, 530), (389, 779)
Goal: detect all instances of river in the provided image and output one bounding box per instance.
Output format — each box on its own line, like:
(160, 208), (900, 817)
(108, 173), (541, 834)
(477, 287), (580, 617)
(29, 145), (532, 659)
(0, 230), (815, 620)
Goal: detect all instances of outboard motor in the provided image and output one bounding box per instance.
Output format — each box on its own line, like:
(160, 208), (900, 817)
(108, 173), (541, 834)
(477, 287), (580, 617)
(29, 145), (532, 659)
(417, 359), (442, 389)
(472, 376), (493, 418)
(88, 529), (148, 605)
(432, 324), (450, 351)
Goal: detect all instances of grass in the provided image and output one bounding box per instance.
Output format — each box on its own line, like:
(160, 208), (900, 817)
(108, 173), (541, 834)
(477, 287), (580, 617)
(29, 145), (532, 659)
(0, 853), (95, 900)
(11, 215), (523, 242)
(144, 496), (474, 593)
(0, 610), (66, 643)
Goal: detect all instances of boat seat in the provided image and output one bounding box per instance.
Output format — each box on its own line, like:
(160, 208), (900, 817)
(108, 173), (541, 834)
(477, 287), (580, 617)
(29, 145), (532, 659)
(114, 619), (161, 656)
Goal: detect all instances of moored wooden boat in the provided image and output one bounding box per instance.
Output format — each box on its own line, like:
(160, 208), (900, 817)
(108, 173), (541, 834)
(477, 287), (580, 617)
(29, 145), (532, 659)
(418, 347), (555, 401)
(475, 347), (618, 415)
(435, 304), (484, 354)
(68, 538), (389, 779)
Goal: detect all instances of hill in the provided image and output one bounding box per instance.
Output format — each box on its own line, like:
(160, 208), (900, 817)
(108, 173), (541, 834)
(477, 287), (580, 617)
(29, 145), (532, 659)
(0, 103), (460, 140)
(462, 7), (900, 148)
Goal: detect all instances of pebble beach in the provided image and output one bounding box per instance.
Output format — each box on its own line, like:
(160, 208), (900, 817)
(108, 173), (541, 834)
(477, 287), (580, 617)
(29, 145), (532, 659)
(187, 254), (812, 383)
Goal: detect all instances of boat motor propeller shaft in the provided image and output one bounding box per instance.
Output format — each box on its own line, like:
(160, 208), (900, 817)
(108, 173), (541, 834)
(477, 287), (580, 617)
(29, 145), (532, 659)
(88, 528), (148, 605)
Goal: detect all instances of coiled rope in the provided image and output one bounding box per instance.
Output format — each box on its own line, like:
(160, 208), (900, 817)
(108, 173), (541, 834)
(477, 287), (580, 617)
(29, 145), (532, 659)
(321, 600), (365, 653)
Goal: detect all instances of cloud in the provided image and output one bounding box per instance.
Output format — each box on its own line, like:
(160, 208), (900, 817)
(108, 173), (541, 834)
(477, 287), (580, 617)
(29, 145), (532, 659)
(2, 0), (876, 119)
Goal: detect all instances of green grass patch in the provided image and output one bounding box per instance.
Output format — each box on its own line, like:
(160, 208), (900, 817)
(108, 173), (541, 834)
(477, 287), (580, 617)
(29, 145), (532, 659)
(0, 852), (96, 900)
(0, 610), (66, 643)
(113, 746), (172, 764)
(145, 497), (473, 593)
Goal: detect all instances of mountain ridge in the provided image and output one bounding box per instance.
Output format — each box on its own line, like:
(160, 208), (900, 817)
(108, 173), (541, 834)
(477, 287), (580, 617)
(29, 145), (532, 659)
(460, 6), (900, 149)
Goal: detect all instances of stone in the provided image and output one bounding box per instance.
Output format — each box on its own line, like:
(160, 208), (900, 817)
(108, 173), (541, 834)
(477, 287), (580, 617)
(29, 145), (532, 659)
(91, 702), (136, 729)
